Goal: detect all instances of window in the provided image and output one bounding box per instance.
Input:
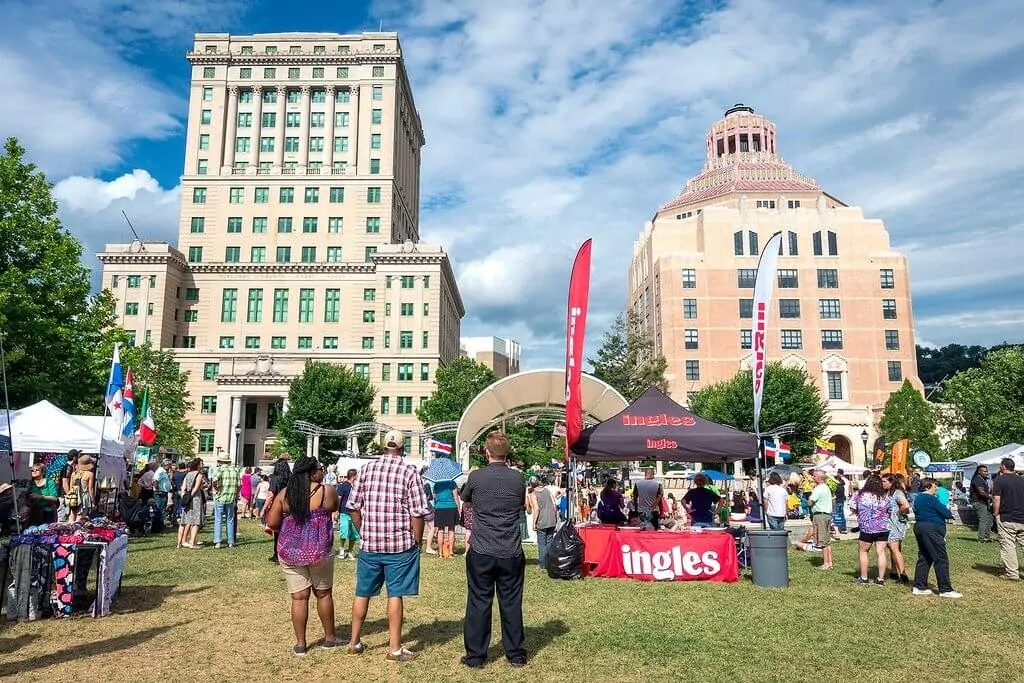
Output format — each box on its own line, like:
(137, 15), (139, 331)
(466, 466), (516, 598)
(363, 288), (376, 302)
(371, 107), (383, 125)
(367, 187), (381, 203)
(683, 299), (697, 319)
(298, 337), (312, 349)
(265, 46), (277, 55)
(369, 85), (382, 101)
(362, 337), (374, 350)
(241, 45), (253, 54)
(682, 268), (696, 288)
(379, 396), (389, 414)
(385, 303), (392, 317)
(369, 65), (384, 78)
(322, 336), (338, 349)
(262, 111), (276, 127)
(285, 137), (300, 152)
(288, 67), (300, 79)
(124, 302), (139, 315)
(737, 269), (756, 288)
(364, 246), (377, 262)
(819, 299), (841, 319)
(739, 298), (753, 318)
(288, 46), (301, 54)
(203, 363), (219, 380)
(400, 302), (414, 316)
(302, 217), (318, 233)
(884, 330), (900, 350)
(298, 289), (314, 322)
(812, 231), (823, 256)
(733, 230), (744, 256)
(149, 275), (156, 288)
(190, 217), (205, 234)
(684, 329), (699, 350)
(821, 330), (844, 350)
(324, 289), (340, 322)
(748, 231), (759, 255)
(250, 246), (265, 262)
(399, 331), (413, 349)
(264, 67), (276, 79)
(401, 276), (414, 289)
(201, 396), (217, 414)
(685, 360), (700, 381)
(280, 187), (295, 203)
(827, 371), (843, 400)
(192, 187), (207, 203)
(221, 288), (238, 323)
(880, 269), (895, 289)
(240, 67), (252, 80)
(421, 363), (430, 381)
(365, 217), (382, 234)
(787, 230), (798, 256)
(817, 269), (839, 289)
(362, 310), (376, 323)
(203, 68), (215, 79)
(150, 303), (157, 316)
(779, 299), (801, 318)
(246, 288), (264, 322)
(245, 336), (260, 349)
(423, 303), (430, 316)
(398, 363), (413, 381)
(263, 89), (277, 104)
(740, 329), (752, 349)
(301, 246), (317, 263)
(334, 136), (349, 153)
(185, 288), (199, 301)
(887, 361), (903, 382)
(422, 331), (429, 349)
(237, 112), (252, 128)
(310, 112), (325, 129)
(198, 134), (211, 151)
(188, 246), (203, 263)
(328, 217), (343, 233)
(198, 430), (215, 454)
(272, 289), (288, 322)
(423, 276), (430, 288)
(225, 246), (241, 262)
(277, 217), (293, 233)
(336, 112), (350, 127)
(200, 109), (212, 125)
(310, 67), (324, 80)
(787, 200), (801, 209)
(369, 159), (381, 174)
(197, 159), (208, 175)
(756, 200), (776, 209)
(287, 90), (300, 104)
(827, 231), (838, 256)
(780, 330), (803, 349)
(276, 246), (291, 263)
(271, 336), (286, 349)
(309, 137), (324, 152)
(304, 187), (319, 203)
(219, 336), (235, 349)
(337, 67), (349, 78)
(397, 397), (413, 415)
(229, 187), (244, 203)
(777, 269), (798, 288)
(882, 299), (897, 320)
(370, 133), (381, 150)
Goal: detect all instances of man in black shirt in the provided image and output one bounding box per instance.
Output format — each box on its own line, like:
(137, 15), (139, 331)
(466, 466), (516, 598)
(992, 458), (1024, 580)
(970, 465), (994, 542)
(460, 431), (527, 670)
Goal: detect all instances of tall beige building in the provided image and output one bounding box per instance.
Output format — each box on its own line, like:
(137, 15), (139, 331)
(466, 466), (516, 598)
(98, 32), (464, 464)
(460, 336), (522, 378)
(629, 104), (920, 466)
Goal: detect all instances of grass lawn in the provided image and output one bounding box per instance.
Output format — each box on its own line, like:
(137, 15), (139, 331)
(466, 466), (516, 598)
(1, 521), (1022, 682)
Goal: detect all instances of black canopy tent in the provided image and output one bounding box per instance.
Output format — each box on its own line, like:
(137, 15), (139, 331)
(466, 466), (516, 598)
(570, 386), (758, 463)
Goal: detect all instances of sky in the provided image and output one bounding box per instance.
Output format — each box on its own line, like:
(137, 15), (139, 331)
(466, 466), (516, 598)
(3, 0), (1023, 371)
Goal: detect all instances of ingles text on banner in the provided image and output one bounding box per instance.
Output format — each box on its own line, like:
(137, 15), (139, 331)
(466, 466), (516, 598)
(750, 232), (784, 436)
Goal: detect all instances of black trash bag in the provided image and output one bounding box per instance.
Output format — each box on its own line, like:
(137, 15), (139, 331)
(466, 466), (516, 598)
(545, 521), (585, 580)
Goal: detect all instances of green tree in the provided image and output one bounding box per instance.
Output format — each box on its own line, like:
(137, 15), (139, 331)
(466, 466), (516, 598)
(589, 311), (668, 401)
(276, 361), (376, 457)
(687, 363), (830, 461)
(878, 379), (942, 460)
(0, 137), (119, 412)
(121, 342), (197, 455)
(416, 356), (498, 430)
(940, 347), (1024, 460)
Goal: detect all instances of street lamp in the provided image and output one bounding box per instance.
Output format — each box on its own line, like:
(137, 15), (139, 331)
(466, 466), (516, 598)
(860, 429), (869, 463)
(234, 424), (242, 464)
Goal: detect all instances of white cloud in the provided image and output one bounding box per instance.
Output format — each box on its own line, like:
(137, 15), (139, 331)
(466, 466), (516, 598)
(917, 308), (1024, 349)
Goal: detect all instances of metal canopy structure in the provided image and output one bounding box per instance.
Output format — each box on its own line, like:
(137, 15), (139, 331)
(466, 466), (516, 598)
(293, 420), (396, 457)
(454, 369), (628, 467)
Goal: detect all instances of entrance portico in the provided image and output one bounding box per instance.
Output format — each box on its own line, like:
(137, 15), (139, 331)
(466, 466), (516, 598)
(215, 372), (291, 467)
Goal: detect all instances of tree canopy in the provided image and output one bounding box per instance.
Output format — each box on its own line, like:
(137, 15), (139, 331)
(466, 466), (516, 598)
(589, 311), (668, 402)
(878, 379), (942, 461)
(939, 346), (1024, 460)
(121, 342), (197, 456)
(416, 355), (497, 429)
(276, 361), (376, 457)
(687, 363), (830, 460)
(916, 342), (1022, 401)
(0, 137), (120, 413)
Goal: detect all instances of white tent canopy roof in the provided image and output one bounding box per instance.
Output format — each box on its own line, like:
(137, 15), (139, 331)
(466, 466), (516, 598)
(805, 455), (869, 475)
(956, 443), (1024, 470)
(0, 400), (132, 457)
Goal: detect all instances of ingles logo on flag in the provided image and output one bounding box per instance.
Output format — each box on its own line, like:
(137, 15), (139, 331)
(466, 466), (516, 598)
(427, 439), (452, 457)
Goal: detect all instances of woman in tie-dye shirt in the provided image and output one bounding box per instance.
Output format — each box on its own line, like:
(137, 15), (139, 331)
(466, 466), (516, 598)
(851, 474), (891, 586)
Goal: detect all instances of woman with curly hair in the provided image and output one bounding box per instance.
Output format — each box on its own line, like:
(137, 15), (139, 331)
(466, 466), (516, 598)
(851, 474), (890, 585)
(884, 473), (911, 584)
(266, 456), (343, 655)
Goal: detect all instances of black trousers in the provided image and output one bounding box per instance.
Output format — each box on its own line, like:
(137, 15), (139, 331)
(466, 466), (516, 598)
(913, 522), (953, 593)
(464, 549), (526, 664)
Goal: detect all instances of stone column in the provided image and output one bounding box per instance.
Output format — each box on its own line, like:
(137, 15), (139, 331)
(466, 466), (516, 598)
(312, 432), (321, 459)
(224, 86), (239, 170)
(229, 396), (243, 463)
(323, 86), (337, 168)
(251, 85), (263, 162)
(298, 85), (311, 168)
(282, 396), (289, 413)
(349, 85), (360, 173)
(274, 86), (287, 169)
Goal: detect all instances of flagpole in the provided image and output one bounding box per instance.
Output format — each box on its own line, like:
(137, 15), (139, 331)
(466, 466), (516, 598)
(0, 333), (23, 534)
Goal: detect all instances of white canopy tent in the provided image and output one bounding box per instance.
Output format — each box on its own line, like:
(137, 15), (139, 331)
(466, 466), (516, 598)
(956, 443), (1024, 481)
(806, 455), (870, 476)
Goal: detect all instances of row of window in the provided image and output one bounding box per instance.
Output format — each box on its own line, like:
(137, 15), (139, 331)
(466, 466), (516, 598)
(677, 267), (897, 290)
(190, 214), (381, 234)
(681, 298), (899, 320)
(171, 289), (429, 321)
(194, 185), (377, 205)
(680, 328), (902, 351)
(112, 275), (158, 289)
(681, 361), (903, 391)
(201, 84), (383, 105)
(178, 330), (431, 351)
(200, 43), (389, 56)
(166, 276), (428, 304)
(733, 230), (839, 257)
(214, 108), (384, 130)
(202, 65), (387, 80)
(188, 244), (379, 263)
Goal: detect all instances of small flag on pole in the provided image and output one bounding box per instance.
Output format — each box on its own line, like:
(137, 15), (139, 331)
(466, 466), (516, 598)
(106, 344), (126, 426)
(138, 388), (157, 446)
(121, 369), (137, 440)
(814, 438), (835, 460)
(426, 439), (452, 457)
(764, 439), (792, 462)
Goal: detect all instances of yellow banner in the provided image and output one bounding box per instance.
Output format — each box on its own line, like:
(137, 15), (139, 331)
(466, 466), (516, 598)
(889, 438), (910, 476)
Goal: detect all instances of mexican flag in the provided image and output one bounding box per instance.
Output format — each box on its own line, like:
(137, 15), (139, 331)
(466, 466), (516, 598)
(138, 388), (157, 446)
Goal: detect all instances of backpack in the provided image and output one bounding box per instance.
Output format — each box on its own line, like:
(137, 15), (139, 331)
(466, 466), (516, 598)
(65, 477), (81, 508)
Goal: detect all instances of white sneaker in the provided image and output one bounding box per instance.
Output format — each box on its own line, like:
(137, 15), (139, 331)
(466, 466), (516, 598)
(337, 550), (347, 559)
(939, 590), (963, 599)
(912, 587), (934, 596)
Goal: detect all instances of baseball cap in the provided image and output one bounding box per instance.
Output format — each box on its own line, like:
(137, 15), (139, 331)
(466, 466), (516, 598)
(384, 430), (405, 449)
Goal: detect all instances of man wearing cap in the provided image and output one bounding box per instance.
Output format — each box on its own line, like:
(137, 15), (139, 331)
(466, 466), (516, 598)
(211, 453), (242, 548)
(346, 430), (429, 662)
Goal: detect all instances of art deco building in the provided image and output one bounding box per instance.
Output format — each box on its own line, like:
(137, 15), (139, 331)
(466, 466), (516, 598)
(628, 104), (920, 466)
(460, 336), (522, 378)
(98, 32), (464, 464)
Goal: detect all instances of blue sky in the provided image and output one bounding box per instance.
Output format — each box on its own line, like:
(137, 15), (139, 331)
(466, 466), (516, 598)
(3, 0), (1023, 370)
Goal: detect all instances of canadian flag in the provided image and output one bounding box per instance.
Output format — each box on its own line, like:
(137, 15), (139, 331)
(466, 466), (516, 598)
(138, 387), (157, 446)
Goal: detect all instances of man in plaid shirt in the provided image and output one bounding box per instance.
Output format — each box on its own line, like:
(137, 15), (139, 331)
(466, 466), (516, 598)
(346, 430), (428, 662)
(211, 453), (242, 548)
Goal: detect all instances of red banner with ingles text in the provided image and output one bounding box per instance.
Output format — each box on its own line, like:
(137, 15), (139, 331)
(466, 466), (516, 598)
(590, 529), (739, 583)
(751, 231), (784, 436)
(564, 239), (593, 459)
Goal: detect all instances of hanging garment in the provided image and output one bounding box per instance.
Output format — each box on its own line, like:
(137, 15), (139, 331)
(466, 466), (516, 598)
(50, 543), (77, 618)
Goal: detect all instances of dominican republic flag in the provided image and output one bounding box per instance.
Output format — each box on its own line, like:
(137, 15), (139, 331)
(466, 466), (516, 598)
(121, 369), (137, 440)
(427, 439), (452, 457)
(138, 388), (157, 446)
(764, 439), (792, 462)
(105, 344), (126, 427)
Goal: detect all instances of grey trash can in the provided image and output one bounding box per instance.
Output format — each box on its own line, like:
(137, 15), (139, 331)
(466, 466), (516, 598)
(748, 529), (790, 588)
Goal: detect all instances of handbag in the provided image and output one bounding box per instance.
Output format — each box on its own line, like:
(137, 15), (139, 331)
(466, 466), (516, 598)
(180, 473), (197, 510)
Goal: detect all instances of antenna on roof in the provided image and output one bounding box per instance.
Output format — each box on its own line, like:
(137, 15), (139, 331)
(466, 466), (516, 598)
(121, 210), (147, 252)
(379, 18), (384, 31)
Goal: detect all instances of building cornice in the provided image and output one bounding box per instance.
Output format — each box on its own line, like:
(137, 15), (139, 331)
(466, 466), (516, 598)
(186, 50), (401, 67)
(97, 250), (189, 271)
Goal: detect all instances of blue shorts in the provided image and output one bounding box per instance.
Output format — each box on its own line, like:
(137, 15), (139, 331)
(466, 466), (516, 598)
(355, 546), (420, 598)
(339, 512), (360, 541)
